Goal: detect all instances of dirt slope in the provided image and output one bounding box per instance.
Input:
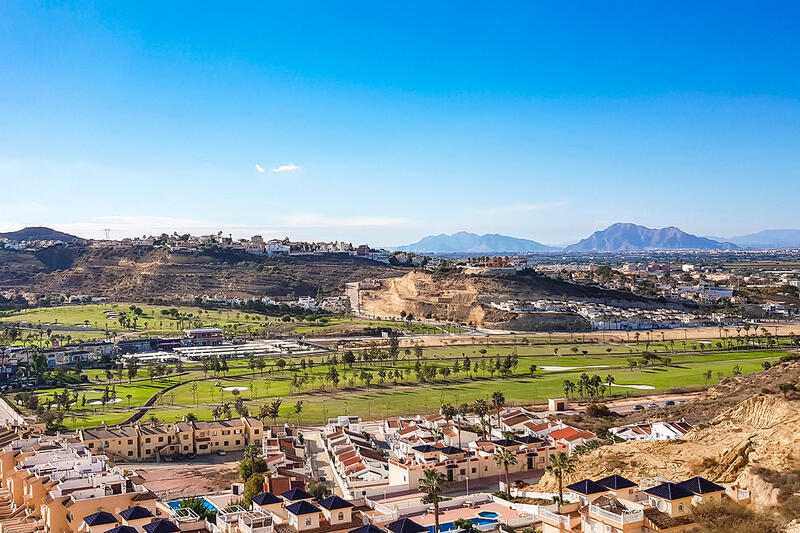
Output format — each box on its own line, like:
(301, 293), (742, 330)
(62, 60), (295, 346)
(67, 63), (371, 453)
(358, 270), (679, 330)
(0, 247), (404, 299)
(535, 361), (800, 513)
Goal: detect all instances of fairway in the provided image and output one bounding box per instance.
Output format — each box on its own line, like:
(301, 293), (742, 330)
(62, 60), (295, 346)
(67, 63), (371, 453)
(12, 338), (788, 429)
(0, 302), (451, 346)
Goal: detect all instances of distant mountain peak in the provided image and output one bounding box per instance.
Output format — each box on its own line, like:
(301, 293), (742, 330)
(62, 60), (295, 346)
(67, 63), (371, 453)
(0, 226), (83, 243)
(395, 232), (556, 254)
(726, 229), (800, 249)
(565, 223), (737, 252)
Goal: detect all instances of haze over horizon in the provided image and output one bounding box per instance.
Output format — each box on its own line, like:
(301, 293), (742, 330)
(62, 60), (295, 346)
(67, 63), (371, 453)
(1, 2), (799, 246)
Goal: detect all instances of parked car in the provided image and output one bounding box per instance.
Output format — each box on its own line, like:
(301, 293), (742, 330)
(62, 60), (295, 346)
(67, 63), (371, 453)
(676, 400), (686, 405)
(664, 400), (676, 406)
(510, 480), (527, 489)
(633, 404), (645, 411)
(647, 402), (659, 408)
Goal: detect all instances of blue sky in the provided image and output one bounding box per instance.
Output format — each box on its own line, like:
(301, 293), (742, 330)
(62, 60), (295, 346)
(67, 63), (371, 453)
(1, 2), (799, 246)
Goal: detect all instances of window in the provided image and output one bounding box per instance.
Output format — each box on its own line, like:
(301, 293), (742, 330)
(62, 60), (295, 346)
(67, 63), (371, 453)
(471, 468), (476, 473)
(158, 437), (163, 442)
(305, 519), (312, 526)
(128, 451), (134, 457)
(254, 429), (260, 434)
(88, 443), (94, 449)
(184, 446), (189, 451)
(460, 469), (465, 475)
(678, 504), (684, 512)
(338, 512), (344, 521)
(236, 440), (240, 445)
(128, 439), (133, 445)
(145, 438), (151, 443)
(224, 441), (229, 446)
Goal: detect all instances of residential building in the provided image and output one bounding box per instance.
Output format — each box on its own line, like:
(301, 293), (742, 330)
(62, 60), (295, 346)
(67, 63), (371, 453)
(78, 417), (263, 461)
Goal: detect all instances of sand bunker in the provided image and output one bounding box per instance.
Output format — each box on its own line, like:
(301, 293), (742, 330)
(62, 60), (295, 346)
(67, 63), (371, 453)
(540, 365), (611, 371)
(87, 398), (123, 405)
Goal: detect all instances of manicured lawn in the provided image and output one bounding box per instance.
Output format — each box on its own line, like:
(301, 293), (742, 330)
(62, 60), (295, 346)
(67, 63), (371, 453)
(9, 343), (783, 429)
(0, 303), (459, 342)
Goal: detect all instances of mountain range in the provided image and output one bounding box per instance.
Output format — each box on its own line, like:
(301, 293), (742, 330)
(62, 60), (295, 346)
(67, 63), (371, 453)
(564, 223), (738, 252)
(0, 226), (83, 243)
(394, 232), (556, 253)
(397, 224), (743, 253)
(724, 229), (800, 249)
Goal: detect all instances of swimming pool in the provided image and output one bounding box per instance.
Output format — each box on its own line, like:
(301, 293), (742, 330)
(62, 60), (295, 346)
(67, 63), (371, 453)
(168, 498), (218, 512)
(426, 512), (499, 533)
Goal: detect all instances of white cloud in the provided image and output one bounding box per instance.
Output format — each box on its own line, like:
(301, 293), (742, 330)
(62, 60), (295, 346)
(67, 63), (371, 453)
(254, 164), (266, 173)
(471, 200), (569, 216)
(271, 163), (301, 173)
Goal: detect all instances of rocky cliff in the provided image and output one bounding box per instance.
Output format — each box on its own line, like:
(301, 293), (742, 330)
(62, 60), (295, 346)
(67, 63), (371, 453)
(535, 361), (800, 516)
(357, 270), (671, 330)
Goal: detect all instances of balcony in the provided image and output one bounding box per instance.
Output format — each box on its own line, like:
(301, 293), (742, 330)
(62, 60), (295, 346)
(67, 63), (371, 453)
(588, 505), (643, 525)
(538, 509), (571, 528)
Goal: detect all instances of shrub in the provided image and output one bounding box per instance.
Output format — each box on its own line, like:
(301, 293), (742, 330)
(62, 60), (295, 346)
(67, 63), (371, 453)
(691, 499), (779, 533)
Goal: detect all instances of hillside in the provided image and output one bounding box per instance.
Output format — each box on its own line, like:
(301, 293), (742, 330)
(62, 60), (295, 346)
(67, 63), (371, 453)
(535, 361), (800, 517)
(357, 269), (674, 330)
(395, 232), (556, 253)
(566, 223), (737, 251)
(0, 247), (405, 300)
(0, 226), (83, 242)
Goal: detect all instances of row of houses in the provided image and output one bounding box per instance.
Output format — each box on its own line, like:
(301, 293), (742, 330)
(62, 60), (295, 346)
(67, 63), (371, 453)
(540, 473), (750, 533)
(324, 419), (390, 495)
(0, 433), (161, 533)
(78, 417), (264, 462)
(322, 407), (599, 500)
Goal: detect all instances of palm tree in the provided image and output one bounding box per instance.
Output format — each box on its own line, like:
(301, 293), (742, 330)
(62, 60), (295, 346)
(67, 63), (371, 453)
(440, 403), (457, 445)
(493, 447), (517, 492)
(473, 399), (489, 439)
(605, 375), (615, 396)
(418, 469), (448, 533)
(491, 391), (505, 431)
(546, 452), (575, 513)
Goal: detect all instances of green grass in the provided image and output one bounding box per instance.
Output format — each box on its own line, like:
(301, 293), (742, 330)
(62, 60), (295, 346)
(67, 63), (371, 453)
(8, 341), (786, 429)
(0, 303), (458, 345)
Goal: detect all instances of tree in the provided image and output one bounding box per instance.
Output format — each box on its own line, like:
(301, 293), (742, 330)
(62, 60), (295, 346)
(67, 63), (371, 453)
(473, 398), (490, 439)
(308, 479), (331, 500)
(440, 403), (457, 446)
(702, 370), (712, 385)
(604, 374), (615, 396)
(126, 357), (140, 383)
(418, 468), (448, 533)
(494, 447), (518, 492)
(239, 456), (268, 483)
(243, 473), (265, 506)
(546, 452), (575, 512)
(178, 498), (216, 520)
(491, 391), (505, 431)
(265, 399), (282, 424)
